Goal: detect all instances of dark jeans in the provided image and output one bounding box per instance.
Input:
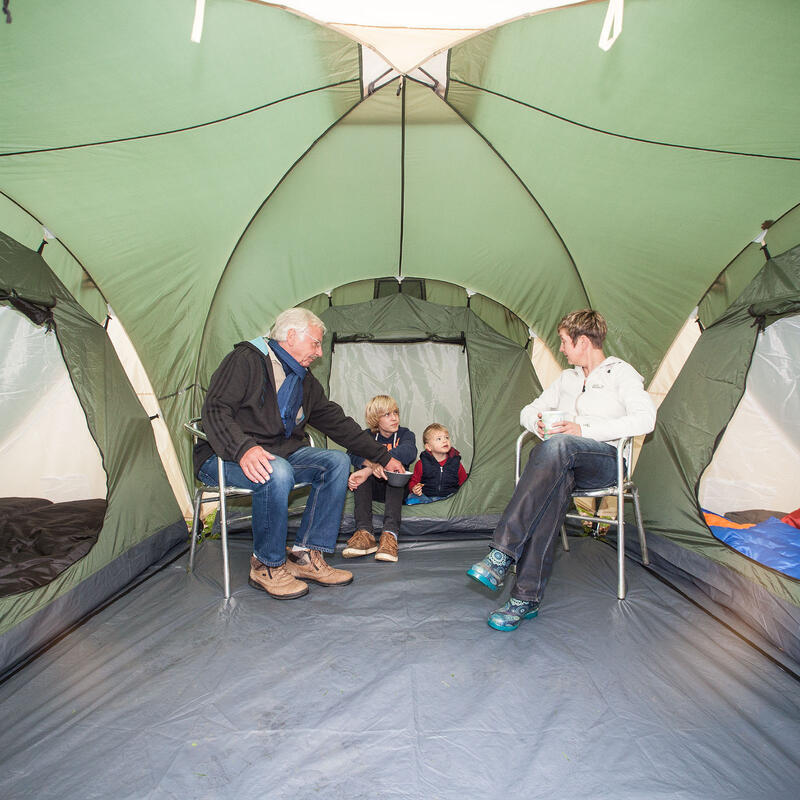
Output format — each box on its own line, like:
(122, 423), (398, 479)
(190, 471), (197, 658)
(353, 476), (405, 537)
(491, 435), (617, 602)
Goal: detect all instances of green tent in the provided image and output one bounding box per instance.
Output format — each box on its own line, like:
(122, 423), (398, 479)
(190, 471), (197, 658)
(637, 243), (800, 662)
(309, 292), (541, 532)
(2, 0), (799, 666)
(0, 232), (185, 675)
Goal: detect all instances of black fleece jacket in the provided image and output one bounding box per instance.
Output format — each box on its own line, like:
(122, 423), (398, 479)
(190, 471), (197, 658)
(194, 342), (392, 476)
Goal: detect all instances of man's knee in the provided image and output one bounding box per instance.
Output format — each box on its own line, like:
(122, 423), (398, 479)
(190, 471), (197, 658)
(253, 457), (294, 496)
(325, 449), (351, 479)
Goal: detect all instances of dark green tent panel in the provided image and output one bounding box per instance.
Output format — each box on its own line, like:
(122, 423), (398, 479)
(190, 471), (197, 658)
(636, 244), (800, 662)
(0, 232), (186, 676)
(307, 293), (542, 533)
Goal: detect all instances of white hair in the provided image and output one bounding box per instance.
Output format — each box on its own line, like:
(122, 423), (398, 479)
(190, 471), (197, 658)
(270, 307), (326, 342)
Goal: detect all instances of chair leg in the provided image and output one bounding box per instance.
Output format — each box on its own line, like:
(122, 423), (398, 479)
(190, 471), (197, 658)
(219, 498), (231, 600)
(561, 524), (570, 552)
(217, 457), (231, 600)
(617, 516), (626, 599)
(189, 489), (203, 574)
(617, 490), (626, 600)
(631, 487), (649, 566)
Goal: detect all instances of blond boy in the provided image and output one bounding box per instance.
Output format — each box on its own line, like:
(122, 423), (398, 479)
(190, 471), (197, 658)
(343, 395), (417, 562)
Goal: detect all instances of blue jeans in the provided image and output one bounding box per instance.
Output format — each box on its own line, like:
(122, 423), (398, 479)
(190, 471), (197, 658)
(198, 447), (350, 566)
(491, 435), (618, 603)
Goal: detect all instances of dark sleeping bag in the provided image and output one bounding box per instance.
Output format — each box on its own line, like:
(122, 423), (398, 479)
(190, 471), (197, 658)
(0, 497), (107, 597)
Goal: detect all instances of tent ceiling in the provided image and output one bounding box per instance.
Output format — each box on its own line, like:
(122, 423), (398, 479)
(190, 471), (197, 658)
(259, 1), (595, 73)
(2, 0), (799, 467)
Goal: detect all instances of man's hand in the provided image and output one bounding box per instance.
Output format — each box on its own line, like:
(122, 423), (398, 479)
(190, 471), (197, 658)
(536, 412), (546, 438)
(371, 457), (404, 480)
(411, 483), (424, 496)
(385, 457), (404, 473)
(548, 420), (582, 437)
(239, 445), (275, 484)
(348, 467), (371, 491)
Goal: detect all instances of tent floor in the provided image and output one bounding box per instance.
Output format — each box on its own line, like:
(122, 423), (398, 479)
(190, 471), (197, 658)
(2, 535), (799, 799)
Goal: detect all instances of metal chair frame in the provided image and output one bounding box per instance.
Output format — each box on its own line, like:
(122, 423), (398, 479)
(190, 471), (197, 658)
(185, 417), (314, 598)
(514, 430), (649, 600)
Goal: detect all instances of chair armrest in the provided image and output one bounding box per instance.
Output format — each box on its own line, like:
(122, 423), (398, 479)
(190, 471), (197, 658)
(616, 436), (634, 482)
(186, 418), (315, 449)
(515, 430), (536, 485)
(184, 417), (208, 443)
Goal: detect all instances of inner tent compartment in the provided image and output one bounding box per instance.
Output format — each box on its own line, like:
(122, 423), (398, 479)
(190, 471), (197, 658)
(308, 292), (542, 535)
(0, 303), (107, 598)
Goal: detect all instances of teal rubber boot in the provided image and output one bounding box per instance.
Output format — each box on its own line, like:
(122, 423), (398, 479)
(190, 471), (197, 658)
(467, 548), (513, 591)
(487, 598), (539, 631)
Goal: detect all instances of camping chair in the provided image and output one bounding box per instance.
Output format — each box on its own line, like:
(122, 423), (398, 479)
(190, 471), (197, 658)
(184, 418), (315, 599)
(515, 430), (649, 600)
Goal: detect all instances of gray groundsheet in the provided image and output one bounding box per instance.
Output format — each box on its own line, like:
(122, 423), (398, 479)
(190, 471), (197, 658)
(2, 535), (799, 800)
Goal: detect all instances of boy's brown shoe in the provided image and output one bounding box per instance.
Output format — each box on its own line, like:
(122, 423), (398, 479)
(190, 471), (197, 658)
(286, 549), (354, 586)
(248, 556), (309, 599)
(342, 529), (377, 558)
(375, 532), (399, 563)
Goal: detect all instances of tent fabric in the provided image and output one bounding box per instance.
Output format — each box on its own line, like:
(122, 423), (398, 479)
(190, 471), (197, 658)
(3, 1), (799, 482)
(0, 231), (186, 676)
(1, 537), (799, 799)
(0, 302), (108, 501)
(699, 314), (800, 515)
(1, 0), (799, 697)
(309, 293), (542, 532)
(636, 244), (800, 661)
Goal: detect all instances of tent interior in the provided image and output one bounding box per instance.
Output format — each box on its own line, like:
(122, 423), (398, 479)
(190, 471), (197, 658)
(2, 536), (800, 799)
(2, 1), (800, 797)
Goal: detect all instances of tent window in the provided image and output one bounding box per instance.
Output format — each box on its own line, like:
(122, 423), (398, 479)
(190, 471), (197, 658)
(327, 340), (473, 473)
(699, 314), (800, 515)
(374, 278), (426, 300)
(0, 305), (107, 502)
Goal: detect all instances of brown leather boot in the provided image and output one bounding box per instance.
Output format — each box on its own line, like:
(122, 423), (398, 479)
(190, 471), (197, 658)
(249, 555), (309, 599)
(341, 528), (377, 558)
(286, 549), (353, 586)
(375, 531), (399, 562)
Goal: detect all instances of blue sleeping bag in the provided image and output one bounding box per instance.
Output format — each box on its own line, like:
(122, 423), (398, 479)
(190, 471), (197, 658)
(707, 513), (800, 580)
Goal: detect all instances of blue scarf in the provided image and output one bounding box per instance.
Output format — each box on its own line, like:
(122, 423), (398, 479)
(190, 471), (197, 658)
(250, 337), (306, 438)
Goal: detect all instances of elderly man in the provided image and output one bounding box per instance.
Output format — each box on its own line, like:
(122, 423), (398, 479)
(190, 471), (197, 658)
(194, 308), (404, 600)
(467, 309), (656, 631)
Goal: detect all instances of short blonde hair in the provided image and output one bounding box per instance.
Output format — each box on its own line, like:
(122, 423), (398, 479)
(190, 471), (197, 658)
(270, 308), (326, 342)
(365, 395), (399, 433)
(423, 423), (449, 444)
(557, 309), (607, 348)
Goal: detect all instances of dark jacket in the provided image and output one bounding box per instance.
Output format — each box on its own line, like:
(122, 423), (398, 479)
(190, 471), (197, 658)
(413, 447), (464, 498)
(348, 426), (417, 471)
(194, 342), (393, 475)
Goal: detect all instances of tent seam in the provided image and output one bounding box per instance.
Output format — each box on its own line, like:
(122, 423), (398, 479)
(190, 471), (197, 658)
(425, 76), (589, 309)
(449, 78), (800, 162)
(0, 189), (110, 306)
(193, 81), (377, 403)
(0, 80), (361, 157)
